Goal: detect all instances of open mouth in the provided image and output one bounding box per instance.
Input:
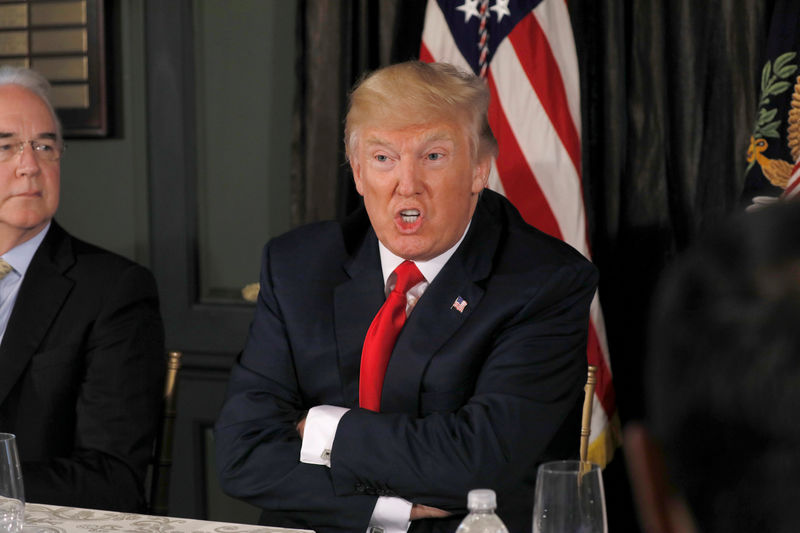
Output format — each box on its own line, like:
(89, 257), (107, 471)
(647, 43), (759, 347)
(400, 209), (420, 223)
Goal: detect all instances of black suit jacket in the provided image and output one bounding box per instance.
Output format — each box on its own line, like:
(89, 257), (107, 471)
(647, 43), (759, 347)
(0, 221), (165, 511)
(215, 190), (597, 532)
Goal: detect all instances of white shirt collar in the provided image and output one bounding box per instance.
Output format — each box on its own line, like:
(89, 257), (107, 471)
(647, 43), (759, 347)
(3, 222), (50, 277)
(378, 220), (471, 287)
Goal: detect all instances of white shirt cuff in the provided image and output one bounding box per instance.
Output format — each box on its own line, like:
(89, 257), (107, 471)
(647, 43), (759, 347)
(299, 405), (348, 467)
(367, 496), (412, 533)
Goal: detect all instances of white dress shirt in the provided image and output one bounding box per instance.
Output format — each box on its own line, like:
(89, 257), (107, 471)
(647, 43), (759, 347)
(300, 224), (470, 533)
(0, 223), (50, 344)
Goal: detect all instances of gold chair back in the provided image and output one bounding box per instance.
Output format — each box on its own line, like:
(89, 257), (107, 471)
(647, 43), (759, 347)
(149, 350), (182, 515)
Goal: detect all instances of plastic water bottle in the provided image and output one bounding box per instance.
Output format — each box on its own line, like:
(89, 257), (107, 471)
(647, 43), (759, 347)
(455, 489), (509, 533)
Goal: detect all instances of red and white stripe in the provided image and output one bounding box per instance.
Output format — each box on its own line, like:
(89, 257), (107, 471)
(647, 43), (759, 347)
(781, 160), (800, 200)
(421, 0), (619, 465)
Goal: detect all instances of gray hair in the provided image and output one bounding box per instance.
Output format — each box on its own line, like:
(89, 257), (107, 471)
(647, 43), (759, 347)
(0, 66), (62, 139)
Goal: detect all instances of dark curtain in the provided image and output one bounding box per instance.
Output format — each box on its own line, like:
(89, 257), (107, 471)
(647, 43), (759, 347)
(569, 0), (771, 423)
(568, 6), (772, 527)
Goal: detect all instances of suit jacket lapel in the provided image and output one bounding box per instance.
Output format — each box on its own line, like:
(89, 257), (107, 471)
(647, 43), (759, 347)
(333, 225), (384, 407)
(381, 196), (502, 414)
(0, 222), (75, 405)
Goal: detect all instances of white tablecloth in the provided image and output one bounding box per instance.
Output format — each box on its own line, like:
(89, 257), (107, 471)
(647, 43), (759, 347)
(23, 503), (314, 533)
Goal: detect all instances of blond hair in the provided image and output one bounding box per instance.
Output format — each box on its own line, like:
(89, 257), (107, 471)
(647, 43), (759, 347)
(344, 61), (497, 162)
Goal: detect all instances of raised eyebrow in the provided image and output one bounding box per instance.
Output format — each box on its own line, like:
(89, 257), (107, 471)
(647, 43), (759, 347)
(363, 136), (394, 150)
(421, 134), (456, 150)
(422, 132), (451, 143)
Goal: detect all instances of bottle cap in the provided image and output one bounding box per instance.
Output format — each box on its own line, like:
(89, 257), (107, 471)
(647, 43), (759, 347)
(467, 488), (497, 510)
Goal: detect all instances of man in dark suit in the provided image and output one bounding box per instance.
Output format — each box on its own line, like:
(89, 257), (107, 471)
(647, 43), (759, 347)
(215, 61), (596, 532)
(0, 67), (164, 511)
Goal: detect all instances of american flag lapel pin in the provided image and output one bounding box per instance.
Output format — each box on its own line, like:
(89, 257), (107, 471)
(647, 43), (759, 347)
(451, 296), (467, 313)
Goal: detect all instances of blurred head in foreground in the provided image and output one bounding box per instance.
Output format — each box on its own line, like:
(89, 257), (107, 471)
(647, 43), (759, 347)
(642, 202), (800, 532)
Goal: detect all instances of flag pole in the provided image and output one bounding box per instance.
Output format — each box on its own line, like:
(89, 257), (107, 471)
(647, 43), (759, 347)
(580, 365), (597, 479)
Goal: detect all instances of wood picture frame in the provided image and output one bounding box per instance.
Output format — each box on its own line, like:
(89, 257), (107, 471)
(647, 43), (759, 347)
(0, 0), (110, 137)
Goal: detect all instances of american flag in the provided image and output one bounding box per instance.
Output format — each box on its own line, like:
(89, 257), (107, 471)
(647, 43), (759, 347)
(421, 0), (619, 466)
(451, 296), (468, 312)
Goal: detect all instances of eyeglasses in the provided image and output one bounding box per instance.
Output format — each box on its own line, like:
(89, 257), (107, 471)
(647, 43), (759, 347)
(0, 138), (64, 163)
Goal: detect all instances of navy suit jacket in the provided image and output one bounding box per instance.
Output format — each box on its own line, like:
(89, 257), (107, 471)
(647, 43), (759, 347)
(0, 221), (165, 511)
(215, 190), (597, 532)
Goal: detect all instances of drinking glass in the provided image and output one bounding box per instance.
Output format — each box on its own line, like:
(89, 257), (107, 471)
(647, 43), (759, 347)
(0, 434), (24, 533)
(532, 460), (607, 533)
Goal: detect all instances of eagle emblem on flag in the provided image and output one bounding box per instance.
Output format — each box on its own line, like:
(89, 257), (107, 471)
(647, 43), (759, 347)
(746, 52), (800, 189)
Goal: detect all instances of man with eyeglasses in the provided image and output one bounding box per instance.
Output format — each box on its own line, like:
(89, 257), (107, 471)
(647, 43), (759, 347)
(0, 67), (165, 512)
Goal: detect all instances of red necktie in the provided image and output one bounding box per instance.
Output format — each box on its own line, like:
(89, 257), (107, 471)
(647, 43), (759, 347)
(359, 260), (425, 411)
